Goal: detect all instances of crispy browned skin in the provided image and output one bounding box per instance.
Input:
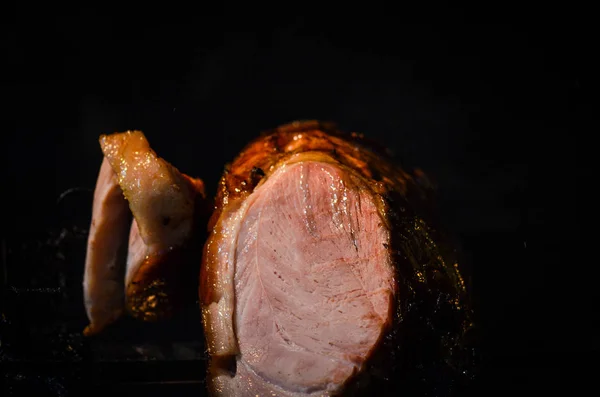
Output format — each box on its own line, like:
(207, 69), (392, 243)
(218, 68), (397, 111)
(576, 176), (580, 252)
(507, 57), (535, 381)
(201, 120), (473, 396)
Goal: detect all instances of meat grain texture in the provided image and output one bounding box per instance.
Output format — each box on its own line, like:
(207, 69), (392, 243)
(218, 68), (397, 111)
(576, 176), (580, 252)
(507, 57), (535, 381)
(201, 121), (474, 396)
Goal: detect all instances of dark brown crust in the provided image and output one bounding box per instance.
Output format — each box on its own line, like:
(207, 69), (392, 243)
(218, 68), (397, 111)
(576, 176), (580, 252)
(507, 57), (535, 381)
(201, 120), (475, 395)
(206, 120), (431, 229)
(126, 175), (212, 322)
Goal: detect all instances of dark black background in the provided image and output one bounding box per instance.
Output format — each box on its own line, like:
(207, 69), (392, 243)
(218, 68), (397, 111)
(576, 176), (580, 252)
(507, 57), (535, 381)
(2, 4), (590, 396)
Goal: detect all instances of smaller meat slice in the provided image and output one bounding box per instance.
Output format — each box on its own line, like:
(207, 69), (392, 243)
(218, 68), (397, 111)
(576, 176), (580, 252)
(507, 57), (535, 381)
(100, 130), (208, 322)
(83, 130), (208, 334)
(100, 131), (200, 251)
(83, 157), (131, 336)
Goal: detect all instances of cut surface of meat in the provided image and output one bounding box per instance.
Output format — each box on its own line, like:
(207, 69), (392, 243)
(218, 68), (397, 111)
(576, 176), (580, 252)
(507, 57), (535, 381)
(201, 121), (473, 396)
(234, 159), (394, 394)
(83, 157), (130, 336)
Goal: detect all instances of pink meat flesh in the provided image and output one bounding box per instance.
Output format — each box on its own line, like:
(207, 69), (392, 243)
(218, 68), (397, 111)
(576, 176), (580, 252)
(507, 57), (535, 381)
(84, 130), (205, 333)
(83, 158), (130, 336)
(226, 160), (395, 395)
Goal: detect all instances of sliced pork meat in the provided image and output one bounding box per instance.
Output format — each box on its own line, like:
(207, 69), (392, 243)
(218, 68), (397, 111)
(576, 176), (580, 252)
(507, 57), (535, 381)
(83, 130), (209, 334)
(83, 157), (131, 336)
(201, 121), (473, 396)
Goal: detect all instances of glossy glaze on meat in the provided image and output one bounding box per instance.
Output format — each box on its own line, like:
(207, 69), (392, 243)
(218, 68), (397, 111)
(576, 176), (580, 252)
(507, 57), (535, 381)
(200, 121), (473, 396)
(83, 130), (209, 334)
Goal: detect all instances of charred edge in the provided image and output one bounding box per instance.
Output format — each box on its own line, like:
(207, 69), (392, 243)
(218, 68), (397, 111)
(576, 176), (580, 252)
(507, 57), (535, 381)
(376, 188), (474, 394)
(249, 166), (265, 187)
(251, 166), (265, 177)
